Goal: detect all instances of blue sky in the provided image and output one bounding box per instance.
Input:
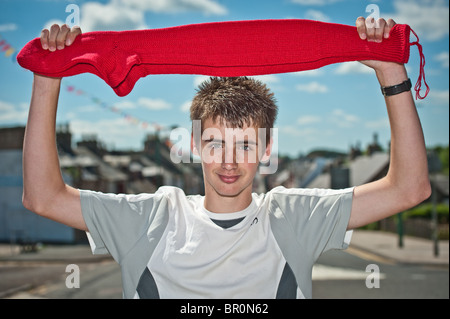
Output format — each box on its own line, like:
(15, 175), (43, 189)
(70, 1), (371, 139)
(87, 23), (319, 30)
(0, 0), (448, 157)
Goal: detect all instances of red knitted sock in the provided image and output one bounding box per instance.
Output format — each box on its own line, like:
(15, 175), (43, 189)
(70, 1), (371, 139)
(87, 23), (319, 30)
(17, 19), (428, 98)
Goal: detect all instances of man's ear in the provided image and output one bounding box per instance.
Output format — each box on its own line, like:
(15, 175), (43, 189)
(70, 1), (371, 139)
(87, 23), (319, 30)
(191, 133), (200, 157)
(260, 137), (273, 163)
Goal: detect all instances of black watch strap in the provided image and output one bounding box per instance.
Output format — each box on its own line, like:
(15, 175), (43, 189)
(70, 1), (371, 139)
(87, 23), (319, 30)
(381, 78), (412, 97)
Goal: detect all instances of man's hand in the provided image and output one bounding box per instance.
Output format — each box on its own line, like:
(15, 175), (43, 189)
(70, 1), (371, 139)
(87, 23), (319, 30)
(40, 24), (82, 52)
(356, 16), (396, 43)
(35, 24), (82, 80)
(355, 17), (408, 86)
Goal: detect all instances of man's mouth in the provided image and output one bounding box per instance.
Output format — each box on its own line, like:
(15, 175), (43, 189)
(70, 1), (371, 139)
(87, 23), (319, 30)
(218, 174), (240, 184)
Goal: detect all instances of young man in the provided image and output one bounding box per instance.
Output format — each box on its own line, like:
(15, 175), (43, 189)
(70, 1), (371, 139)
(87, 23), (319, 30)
(22, 17), (431, 298)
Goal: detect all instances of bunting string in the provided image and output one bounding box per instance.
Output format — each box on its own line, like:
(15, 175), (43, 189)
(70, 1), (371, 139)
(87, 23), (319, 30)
(64, 83), (166, 131)
(0, 33), (18, 62)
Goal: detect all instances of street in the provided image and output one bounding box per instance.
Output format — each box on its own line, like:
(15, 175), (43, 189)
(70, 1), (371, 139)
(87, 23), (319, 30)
(313, 248), (449, 299)
(1, 259), (122, 299)
(2, 246), (448, 299)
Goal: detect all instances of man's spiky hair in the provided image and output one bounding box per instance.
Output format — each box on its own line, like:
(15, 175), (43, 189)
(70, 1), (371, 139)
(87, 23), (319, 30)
(190, 77), (278, 136)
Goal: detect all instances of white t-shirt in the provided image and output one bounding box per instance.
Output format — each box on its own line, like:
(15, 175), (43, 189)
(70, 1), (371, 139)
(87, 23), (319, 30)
(80, 186), (353, 299)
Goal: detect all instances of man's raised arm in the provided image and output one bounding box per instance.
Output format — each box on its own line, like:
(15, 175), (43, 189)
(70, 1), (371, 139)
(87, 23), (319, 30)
(348, 17), (431, 230)
(22, 24), (87, 231)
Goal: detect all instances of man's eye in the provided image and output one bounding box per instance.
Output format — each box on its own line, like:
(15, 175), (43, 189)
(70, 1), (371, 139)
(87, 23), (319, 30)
(238, 144), (255, 152)
(209, 143), (223, 149)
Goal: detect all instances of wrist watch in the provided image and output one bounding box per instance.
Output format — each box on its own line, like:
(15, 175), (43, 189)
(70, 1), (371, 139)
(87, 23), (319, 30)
(380, 78), (412, 97)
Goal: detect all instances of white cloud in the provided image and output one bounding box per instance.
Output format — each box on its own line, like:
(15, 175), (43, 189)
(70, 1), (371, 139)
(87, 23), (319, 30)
(297, 115), (321, 125)
(42, 1), (147, 32)
(0, 100), (28, 123)
(119, 0), (228, 15)
(305, 9), (331, 22)
(138, 97), (172, 110)
(296, 81), (328, 93)
(389, 0), (449, 42)
(365, 118), (390, 129)
(279, 125), (320, 138)
(0, 23), (18, 32)
(334, 61), (373, 75)
(434, 52), (449, 68)
(80, 1), (147, 32)
(44, 0), (228, 32)
(330, 109), (359, 128)
(114, 100), (136, 109)
(180, 100), (192, 113)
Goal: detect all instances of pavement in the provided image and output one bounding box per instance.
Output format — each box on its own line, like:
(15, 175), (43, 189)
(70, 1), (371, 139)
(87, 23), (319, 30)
(0, 230), (448, 298)
(0, 243), (111, 263)
(349, 230), (448, 267)
(1, 230), (447, 266)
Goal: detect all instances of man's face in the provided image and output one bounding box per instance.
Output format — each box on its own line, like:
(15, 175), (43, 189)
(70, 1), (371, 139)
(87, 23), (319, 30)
(193, 117), (271, 201)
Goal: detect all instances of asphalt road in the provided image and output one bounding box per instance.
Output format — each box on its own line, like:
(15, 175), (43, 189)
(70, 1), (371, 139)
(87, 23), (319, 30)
(2, 248), (448, 299)
(313, 249), (449, 299)
(1, 260), (122, 299)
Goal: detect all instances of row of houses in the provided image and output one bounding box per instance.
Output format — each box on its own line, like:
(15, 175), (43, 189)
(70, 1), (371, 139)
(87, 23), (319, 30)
(0, 125), (204, 244)
(0, 125), (448, 244)
(56, 124), (204, 196)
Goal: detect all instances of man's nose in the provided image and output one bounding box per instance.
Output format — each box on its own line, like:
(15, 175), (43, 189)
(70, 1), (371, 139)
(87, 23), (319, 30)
(222, 144), (237, 169)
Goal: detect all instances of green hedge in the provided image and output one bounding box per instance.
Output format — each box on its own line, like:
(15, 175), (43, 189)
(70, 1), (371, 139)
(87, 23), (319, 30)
(403, 203), (449, 223)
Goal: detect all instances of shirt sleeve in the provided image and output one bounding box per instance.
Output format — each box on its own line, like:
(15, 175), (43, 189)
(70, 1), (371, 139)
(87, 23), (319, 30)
(269, 186), (354, 262)
(80, 189), (166, 262)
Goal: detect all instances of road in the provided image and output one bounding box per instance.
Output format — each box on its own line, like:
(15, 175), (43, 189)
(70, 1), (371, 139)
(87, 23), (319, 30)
(2, 260), (122, 299)
(3, 248), (448, 299)
(313, 248), (449, 299)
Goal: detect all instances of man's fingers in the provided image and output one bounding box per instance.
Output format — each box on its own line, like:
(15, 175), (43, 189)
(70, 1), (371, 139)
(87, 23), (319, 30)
(48, 24), (60, 52)
(40, 29), (49, 50)
(66, 25), (82, 46)
(356, 16), (367, 40)
(357, 17), (397, 43)
(365, 17), (377, 41)
(384, 18), (396, 39)
(374, 19), (386, 42)
(39, 24), (82, 51)
(56, 24), (70, 50)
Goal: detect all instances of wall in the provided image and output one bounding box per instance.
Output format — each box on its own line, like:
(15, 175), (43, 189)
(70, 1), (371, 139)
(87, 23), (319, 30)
(0, 148), (77, 243)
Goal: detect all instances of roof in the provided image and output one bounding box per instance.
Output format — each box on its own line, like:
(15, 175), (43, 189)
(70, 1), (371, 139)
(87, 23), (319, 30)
(433, 174), (449, 197)
(349, 152), (389, 186)
(306, 152), (390, 189)
(74, 146), (128, 182)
